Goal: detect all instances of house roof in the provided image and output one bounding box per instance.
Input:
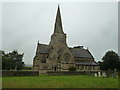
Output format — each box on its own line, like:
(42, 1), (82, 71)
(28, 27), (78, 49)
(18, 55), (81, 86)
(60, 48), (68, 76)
(69, 48), (93, 59)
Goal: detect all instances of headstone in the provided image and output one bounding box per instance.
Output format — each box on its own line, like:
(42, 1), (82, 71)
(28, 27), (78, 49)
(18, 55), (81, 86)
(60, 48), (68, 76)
(112, 68), (116, 78)
(102, 72), (106, 77)
(112, 72), (116, 78)
(94, 73), (97, 77)
(98, 71), (101, 77)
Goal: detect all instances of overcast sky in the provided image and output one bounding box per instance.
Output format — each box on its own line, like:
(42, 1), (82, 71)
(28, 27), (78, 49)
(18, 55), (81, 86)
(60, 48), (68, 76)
(2, 2), (118, 65)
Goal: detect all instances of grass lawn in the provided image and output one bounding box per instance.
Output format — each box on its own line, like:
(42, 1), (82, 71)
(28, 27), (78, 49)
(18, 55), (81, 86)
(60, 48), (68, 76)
(2, 75), (118, 88)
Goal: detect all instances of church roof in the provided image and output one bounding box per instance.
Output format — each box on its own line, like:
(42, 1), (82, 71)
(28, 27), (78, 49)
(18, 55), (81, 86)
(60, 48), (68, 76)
(75, 61), (98, 66)
(38, 44), (93, 59)
(69, 48), (93, 59)
(38, 44), (52, 54)
(37, 44), (97, 65)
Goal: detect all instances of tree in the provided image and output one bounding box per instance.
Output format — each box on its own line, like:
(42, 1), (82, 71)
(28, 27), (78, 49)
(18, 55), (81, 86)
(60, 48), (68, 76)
(98, 50), (120, 71)
(2, 50), (25, 70)
(2, 51), (11, 70)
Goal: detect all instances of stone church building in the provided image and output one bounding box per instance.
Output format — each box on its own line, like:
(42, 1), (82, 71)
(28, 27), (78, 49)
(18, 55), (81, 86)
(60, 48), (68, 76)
(33, 6), (99, 72)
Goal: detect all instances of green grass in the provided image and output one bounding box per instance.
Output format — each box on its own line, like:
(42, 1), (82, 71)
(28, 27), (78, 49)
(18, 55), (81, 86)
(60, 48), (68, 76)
(2, 75), (118, 88)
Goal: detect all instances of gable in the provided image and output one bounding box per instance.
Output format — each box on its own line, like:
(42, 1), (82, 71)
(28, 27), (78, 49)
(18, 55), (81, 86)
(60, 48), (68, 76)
(38, 44), (52, 54)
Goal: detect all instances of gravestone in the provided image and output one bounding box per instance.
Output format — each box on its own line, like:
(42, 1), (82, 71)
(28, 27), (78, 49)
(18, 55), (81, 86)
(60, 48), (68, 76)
(112, 72), (116, 78)
(98, 71), (101, 77)
(102, 72), (106, 77)
(94, 73), (97, 77)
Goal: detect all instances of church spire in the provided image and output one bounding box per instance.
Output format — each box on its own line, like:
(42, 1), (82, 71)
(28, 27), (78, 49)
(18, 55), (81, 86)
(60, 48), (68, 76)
(54, 5), (64, 34)
(49, 5), (66, 46)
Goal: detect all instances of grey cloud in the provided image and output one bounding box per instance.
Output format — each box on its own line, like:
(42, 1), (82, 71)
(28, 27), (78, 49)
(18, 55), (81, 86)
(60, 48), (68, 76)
(2, 2), (118, 64)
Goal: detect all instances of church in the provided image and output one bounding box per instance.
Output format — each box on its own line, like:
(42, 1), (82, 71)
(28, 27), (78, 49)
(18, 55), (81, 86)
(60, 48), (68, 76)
(33, 6), (99, 72)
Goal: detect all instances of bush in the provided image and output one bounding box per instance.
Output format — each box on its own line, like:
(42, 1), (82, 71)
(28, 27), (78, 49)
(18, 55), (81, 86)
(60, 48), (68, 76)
(23, 67), (32, 70)
(68, 66), (76, 71)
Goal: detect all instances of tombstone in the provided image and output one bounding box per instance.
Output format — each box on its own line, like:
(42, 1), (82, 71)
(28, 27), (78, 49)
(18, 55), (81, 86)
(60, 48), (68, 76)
(112, 72), (116, 78)
(112, 69), (116, 78)
(98, 71), (101, 77)
(94, 73), (97, 77)
(102, 72), (106, 78)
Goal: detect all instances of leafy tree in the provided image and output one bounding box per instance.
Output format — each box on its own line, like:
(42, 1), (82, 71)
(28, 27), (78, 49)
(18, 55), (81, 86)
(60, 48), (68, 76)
(98, 50), (120, 71)
(2, 50), (25, 70)
(2, 51), (11, 70)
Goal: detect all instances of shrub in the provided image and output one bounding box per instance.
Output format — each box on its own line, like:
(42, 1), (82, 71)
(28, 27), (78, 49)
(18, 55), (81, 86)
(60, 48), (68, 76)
(68, 66), (76, 71)
(23, 67), (32, 70)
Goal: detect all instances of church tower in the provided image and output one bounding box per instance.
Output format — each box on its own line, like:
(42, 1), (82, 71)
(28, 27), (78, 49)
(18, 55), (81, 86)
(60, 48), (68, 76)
(49, 6), (67, 46)
(47, 6), (75, 71)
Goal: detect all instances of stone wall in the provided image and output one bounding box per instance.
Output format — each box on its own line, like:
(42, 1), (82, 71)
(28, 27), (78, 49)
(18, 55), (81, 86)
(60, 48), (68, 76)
(2, 71), (39, 77)
(47, 71), (98, 76)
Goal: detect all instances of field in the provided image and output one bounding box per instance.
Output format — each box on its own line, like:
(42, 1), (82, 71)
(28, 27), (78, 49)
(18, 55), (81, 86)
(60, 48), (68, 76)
(2, 75), (118, 88)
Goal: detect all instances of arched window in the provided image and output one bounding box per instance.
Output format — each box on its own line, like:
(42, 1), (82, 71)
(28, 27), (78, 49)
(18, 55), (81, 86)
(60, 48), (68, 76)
(63, 53), (71, 63)
(41, 54), (48, 63)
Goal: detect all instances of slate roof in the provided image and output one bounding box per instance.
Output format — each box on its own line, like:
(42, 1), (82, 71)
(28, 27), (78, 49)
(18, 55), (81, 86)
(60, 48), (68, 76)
(76, 61), (98, 66)
(69, 48), (93, 59)
(37, 44), (97, 65)
(38, 44), (93, 59)
(38, 44), (52, 54)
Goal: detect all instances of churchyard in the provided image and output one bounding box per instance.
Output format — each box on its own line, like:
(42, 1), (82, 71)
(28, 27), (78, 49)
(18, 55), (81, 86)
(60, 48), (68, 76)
(2, 75), (118, 88)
